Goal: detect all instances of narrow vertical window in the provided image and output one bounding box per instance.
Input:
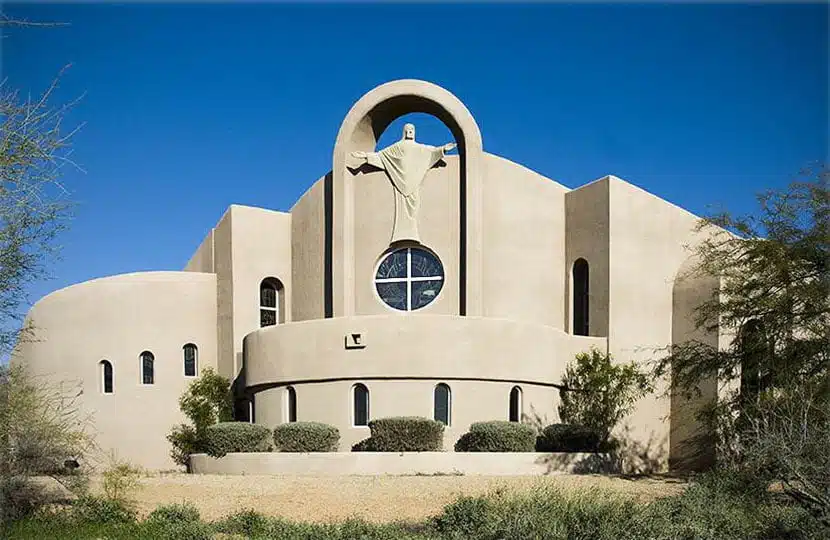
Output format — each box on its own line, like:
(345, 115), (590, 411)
(183, 344), (198, 377)
(572, 258), (590, 336)
(100, 360), (113, 394)
(353, 383), (369, 426)
(433, 383), (451, 426)
(260, 278), (284, 327)
(509, 386), (522, 422)
(740, 320), (767, 406)
(140, 351), (154, 385)
(286, 386), (297, 423)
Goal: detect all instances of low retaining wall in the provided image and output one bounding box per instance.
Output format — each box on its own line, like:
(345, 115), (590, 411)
(189, 452), (610, 476)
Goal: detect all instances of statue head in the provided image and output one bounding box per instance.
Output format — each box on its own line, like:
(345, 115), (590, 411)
(403, 123), (415, 141)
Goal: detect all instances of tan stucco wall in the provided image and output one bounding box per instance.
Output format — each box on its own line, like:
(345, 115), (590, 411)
(482, 153), (568, 329)
(253, 379), (559, 452)
(184, 228), (215, 273)
(604, 177), (707, 472)
(13, 271), (218, 470)
(290, 177), (328, 322)
(565, 177), (611, 337)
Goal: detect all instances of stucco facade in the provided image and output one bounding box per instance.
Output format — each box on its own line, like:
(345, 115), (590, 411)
(13, 80), (718, 471)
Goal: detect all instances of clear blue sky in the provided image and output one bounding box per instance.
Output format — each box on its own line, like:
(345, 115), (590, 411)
(2, 3), (828, 313)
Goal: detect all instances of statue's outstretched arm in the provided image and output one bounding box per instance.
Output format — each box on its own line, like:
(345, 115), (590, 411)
(350, 150), (384, 170)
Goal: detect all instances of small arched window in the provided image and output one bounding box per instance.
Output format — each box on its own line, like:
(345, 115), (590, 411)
(572, 258), (590, 336)
(509, 386), (522, 422)
(286, 386), (297, 423)
(183, 344), (198, 377)
(100, 360), (113, 394)
(353, 383), (369, 426)
(140, 351), (154, 385)
(433, 383), (451, 426)
(260, 278), (284, 327)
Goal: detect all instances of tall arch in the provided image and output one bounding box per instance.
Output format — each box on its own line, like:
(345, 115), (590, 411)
(331, 80), (484, 318)
(572, 258), (590, 336)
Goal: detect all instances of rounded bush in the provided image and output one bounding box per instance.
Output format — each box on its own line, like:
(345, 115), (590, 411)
(273, 422), (340, 452)
(454, 421), (536, 452)
(204, 422), (272, 457)
(536, 423), (603, 452)
(365, 416), (445, 452)
(351, 437), (376, 452)
(147, 502), (201, 524)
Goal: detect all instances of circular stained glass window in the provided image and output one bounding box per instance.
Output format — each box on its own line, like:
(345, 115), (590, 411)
(374, 247), (444, 311)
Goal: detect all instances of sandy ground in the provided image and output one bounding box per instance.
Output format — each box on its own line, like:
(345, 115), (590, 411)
(91, 473), (686, 524)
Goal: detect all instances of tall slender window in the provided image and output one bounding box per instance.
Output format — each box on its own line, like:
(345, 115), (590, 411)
(509, 386), (522, 422)
(260, 278), (284, 327)
(286, 386), (297, 423)
(140, 351), (154, 385)
(183, 344), (198, 377)
(740, 320), (767, 406)
(100, 360), (113, 394)
(433, 383), (451, 426)
(353, 383), (369, 426)
(572, 258), (590, 336)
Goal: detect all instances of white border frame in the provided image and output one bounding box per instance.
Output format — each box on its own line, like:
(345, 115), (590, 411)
(183, 343), (199, 378)
(139, 351), (155, 385)
(433, 382), (452, 427)
(509, 385), (523, 422)
(351, 382), (370, 428)
(100, 359), (114, 395)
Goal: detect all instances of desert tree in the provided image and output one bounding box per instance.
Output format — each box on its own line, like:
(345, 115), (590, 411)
(654, 165), (829, 522)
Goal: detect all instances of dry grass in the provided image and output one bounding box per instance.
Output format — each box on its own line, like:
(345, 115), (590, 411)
(89, 473), (686, 523)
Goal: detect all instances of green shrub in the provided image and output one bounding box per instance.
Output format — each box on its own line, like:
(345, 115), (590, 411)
(71, 494), (137, 524)
(146, 502), (201, 525)
(454, 421), (536, 452)
(204, 422), (272, 458)
(273, 422), (340, 452)
(365, 417), (444, 452)
(536, 423), (605, 452)
(213, 508), (270, 537)
(351, 437), (376, 452)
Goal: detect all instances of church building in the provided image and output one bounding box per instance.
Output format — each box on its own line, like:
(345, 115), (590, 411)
(14, 80), (718, 471)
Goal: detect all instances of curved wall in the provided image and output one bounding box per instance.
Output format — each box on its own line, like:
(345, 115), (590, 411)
(244, 315), (605, 389)
(13, 271), (218, 470)
(255, 379), (558, 452)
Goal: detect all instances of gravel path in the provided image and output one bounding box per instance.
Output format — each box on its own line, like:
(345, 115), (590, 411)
(96, 473), (686, 523)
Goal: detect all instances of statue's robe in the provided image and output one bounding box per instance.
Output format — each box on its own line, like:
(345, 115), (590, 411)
(364, 139), (447, 243)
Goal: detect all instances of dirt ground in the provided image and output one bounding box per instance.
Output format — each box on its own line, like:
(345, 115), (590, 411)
(91, 473), (687, 524)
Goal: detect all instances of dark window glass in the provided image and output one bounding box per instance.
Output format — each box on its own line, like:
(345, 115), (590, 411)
(410, 248), (442, 278)
(101, 360), (113, 394)
(141, 352), (154, 384)
(509, 386), (521, 422)
(184, 344), (197, 377)
(375, 250), (407, 279)
(260, 282), (277, 308)
(411, 279), (444, 310)
(573, 259), (590, 336)
(434, 384), (451, 425)
(260, 309), (277, 327)
(375, 281), (407, 311)
(287, 386), (297, 423)
(353, 384), (369, 426)
(740, 320), (767, 405)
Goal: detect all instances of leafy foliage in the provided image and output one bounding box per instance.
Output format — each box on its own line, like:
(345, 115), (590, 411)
(70, 495), (138, 524)
(273, 421), (340, 452)
(454, 421), (536, 452)
(358, 416), (445, 452)
(204, 422), (272, 458)
(653, 169), (829, 522)
(0, 363), (91, 523)
(536, 423), (609, 453)
(146, 503), (201, 525)
(559, 348), (652, 443)
(166, 368), (232, 466)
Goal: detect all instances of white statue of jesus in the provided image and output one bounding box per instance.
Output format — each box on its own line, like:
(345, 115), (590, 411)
(350, 123), (456, 243)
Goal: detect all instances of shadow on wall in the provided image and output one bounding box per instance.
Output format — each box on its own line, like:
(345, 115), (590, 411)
(536, 425), (668, 476)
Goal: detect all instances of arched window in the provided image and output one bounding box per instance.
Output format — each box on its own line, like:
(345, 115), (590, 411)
(140, 351), (154, 385)
(352, 383), (369, 426)
(433, 383), (451, 425)
(260, 278), (284, 327)
(286, 386), (297, 423)
(509, 386), (522, 422)
(572, 258), (590, 336)
(183, 344), (198, 377)
(100, 360), (113, 394)
(740, 320), (768, 406)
